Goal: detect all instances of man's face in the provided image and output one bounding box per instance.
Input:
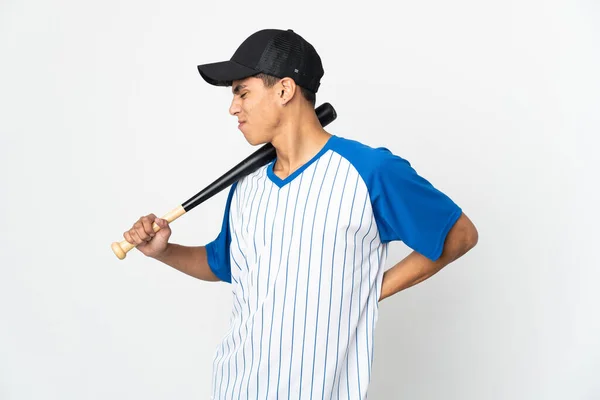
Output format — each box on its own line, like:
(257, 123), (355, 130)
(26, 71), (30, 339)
(229, 76), (281, 145)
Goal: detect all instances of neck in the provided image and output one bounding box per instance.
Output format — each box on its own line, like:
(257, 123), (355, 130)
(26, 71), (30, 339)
(269, 104), (332, 179)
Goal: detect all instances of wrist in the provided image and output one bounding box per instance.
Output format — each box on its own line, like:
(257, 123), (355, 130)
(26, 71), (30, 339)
(153, 243), (173, 261)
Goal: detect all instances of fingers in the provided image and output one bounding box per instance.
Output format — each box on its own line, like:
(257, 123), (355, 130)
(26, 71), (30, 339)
(123, 214), (159, 245)
(123, 230), (135, 245)
(129, 228), (147, 245)
(155, 217), (170, 231)
(140, 216), (155, 239)
(124, 229), (142, 245)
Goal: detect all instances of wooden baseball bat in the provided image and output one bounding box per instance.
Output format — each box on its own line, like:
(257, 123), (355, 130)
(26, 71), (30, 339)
(111, 102), (337, 259)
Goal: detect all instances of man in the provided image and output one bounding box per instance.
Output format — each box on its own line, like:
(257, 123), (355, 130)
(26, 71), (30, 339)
(123, 28), (478, 399)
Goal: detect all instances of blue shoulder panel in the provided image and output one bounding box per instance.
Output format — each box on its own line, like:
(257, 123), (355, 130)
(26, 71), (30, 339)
(330, 136), (462, 261)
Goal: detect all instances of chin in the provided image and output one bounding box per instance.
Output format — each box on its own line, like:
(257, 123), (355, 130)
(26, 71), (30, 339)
(245, 137), (269, 146)
(243, 131), (270, 146)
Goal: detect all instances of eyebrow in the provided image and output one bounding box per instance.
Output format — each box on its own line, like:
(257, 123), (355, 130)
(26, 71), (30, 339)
(232, 84), (247, 95)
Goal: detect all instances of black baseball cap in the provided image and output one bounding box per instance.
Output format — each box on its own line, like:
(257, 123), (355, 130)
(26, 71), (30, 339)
(197, 29), (324, 93)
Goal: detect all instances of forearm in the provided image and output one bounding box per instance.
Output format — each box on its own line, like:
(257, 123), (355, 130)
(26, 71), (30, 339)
(152, 243), (220, 282)
(379, 212), (478, 301)
(379, 250), (453, 301)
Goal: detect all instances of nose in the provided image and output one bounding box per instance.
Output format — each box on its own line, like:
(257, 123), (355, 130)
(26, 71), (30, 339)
(229, 97), (241, 116)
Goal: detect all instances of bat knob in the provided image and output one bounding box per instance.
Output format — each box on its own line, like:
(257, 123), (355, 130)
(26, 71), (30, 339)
(111, 241), (127, 260)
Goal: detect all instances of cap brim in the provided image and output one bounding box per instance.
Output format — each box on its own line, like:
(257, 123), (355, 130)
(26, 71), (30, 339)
(197, 60), (258, 87)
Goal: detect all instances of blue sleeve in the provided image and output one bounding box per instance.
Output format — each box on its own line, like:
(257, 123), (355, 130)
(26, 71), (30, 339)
(204, 182), (238, 283)
(369, 148), (462, 261)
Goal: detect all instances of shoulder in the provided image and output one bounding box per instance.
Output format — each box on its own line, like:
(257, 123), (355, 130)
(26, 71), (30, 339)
(329, 135), (412, 182)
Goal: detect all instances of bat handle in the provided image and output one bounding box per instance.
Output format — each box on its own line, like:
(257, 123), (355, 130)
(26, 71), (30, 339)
(111, 205), (187, 260)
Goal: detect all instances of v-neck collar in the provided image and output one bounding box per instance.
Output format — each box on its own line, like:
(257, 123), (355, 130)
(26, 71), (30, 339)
(266, 135), (337, 188)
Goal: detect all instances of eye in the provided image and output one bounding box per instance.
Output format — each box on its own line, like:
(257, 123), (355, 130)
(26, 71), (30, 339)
(240, 92), (247, 99)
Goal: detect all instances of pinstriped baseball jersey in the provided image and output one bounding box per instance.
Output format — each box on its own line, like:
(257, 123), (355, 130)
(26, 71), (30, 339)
(206, 135), (462, 399)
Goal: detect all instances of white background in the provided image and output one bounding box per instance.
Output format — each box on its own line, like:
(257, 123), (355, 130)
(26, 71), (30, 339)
(1, 0), (598, 399)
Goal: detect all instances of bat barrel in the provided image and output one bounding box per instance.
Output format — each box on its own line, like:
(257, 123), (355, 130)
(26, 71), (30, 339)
(316, 102), (337, 127)
(181, 143), (275, 211)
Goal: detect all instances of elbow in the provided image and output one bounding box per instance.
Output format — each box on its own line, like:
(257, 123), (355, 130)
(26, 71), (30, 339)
(446, 212), (478, 260)
(446, 227), (477, 262)
(465, 224), (478, 251)
(456, 212), (478, 248)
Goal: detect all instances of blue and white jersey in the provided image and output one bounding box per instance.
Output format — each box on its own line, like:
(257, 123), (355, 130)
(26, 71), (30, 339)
(206, 135), (462, 399)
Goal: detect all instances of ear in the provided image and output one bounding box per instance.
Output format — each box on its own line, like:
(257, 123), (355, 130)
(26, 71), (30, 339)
(278, 77), (297, 106)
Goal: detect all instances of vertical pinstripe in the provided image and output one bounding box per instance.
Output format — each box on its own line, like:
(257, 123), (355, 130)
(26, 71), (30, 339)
(210, 149), (388, 399)
(307, 153), (342, 399)
(328, 168), (360, 399)
(275, 171), (305, 396)
(285, 160), (319, 398)
(298, 151), (335, 399)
